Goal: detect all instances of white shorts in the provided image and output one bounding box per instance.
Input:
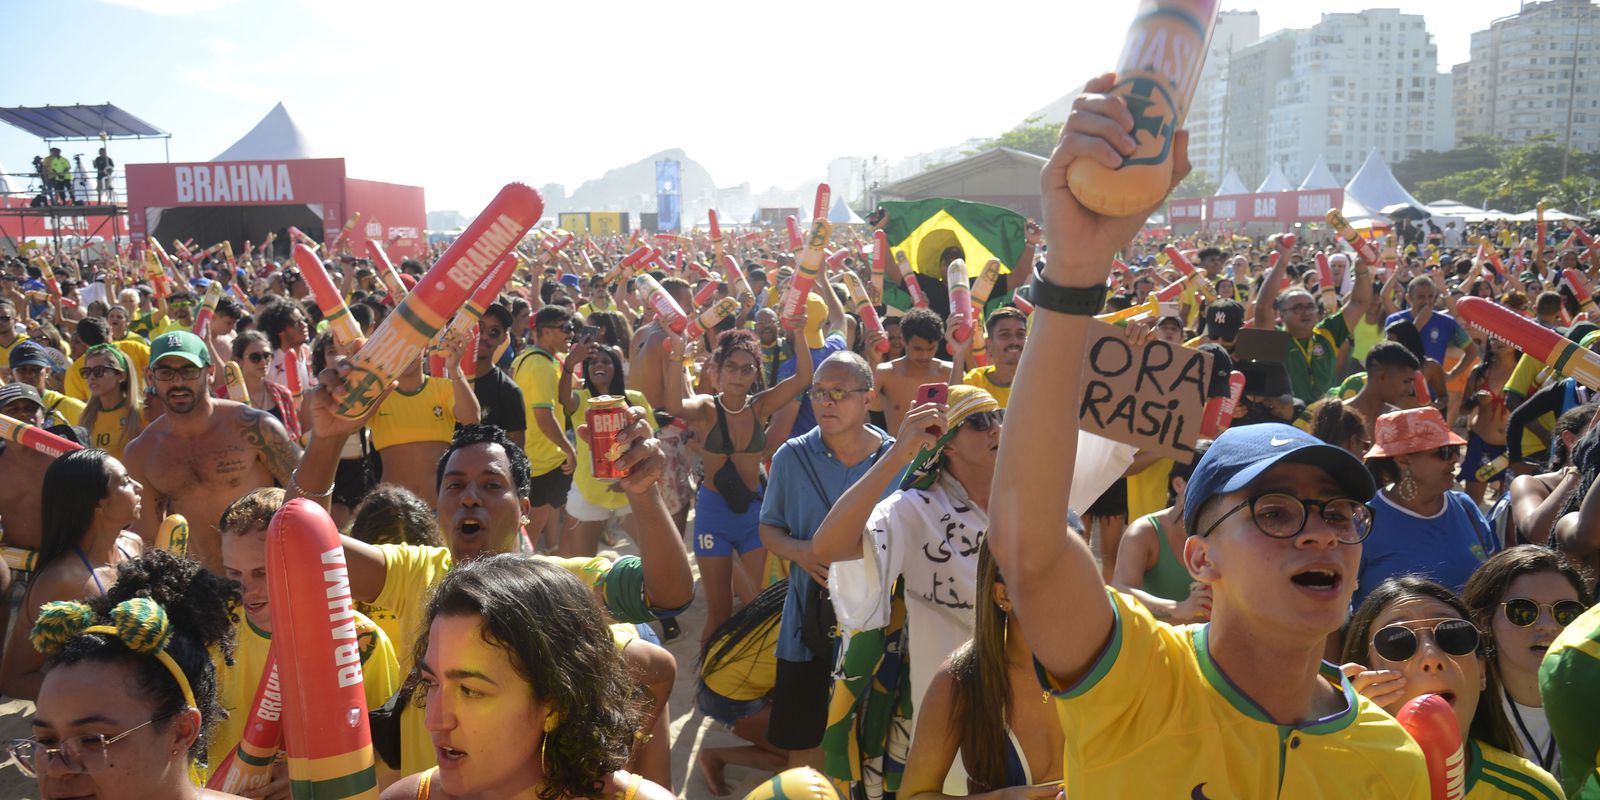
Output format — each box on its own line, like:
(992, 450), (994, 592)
(565, 484), (632, 523)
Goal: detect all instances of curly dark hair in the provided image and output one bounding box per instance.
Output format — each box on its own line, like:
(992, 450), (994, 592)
(411, 555), (639, 800)
(900, 307), (944, 346)
(46, 550), (240, 762)
(712, 328), (764, 392)
(349, 483), (443, 547)
(436, 424), (532, 499)
(255, 299), (301, 350)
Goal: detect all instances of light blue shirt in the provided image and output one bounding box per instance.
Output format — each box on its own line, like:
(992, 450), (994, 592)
(761, 424), (900, 661)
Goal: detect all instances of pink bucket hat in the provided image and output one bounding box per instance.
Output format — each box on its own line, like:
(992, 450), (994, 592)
(1364, 406), (1467, 459)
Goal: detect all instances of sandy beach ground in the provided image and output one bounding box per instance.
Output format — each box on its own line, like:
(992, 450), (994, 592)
(0, 541), (764, 800)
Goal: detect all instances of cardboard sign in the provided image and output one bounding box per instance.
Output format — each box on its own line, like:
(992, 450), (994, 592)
(1078, 319), (1213, 461)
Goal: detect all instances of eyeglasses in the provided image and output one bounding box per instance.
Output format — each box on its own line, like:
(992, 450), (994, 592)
(1199, 491), (1372, 544)
(1371, 618), (1480, 663)
(6, 713), (172, 778)
(807, 387), (868, 405)
(78, 365), (123, 379)
(243, 352), (271, 364)
(1430, 445), (1463, 461)
(0, 315), (12, 323)
(720, 362), (758, 376)
(960, 410), (1004, 433)
(151, 365), (204, 381)
(1501, 598), (1587, 628)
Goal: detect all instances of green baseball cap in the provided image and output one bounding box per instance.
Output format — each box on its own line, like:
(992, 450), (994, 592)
(149, 330), (210, 368)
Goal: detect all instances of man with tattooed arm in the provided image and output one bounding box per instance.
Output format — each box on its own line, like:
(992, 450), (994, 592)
(122, 331), (301, 574)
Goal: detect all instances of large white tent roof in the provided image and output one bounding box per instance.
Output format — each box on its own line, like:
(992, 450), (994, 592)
(1255, 163), (1293, 193)
(1298, 155), (1340, 190)
(1344, 149), (1426, 214)
(828, 197), (864, 225)
(1215, 168), (1248, 195)
(212, 103), (321, 162)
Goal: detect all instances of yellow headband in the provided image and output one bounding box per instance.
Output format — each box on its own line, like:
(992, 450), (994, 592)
(31, 599), (197, 711)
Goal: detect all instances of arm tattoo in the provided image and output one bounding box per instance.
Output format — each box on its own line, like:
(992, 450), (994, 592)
(239, 407), (303, 484)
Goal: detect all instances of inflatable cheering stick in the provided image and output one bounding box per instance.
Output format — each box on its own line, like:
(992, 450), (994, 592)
(1564, 269), (1599, 316)
(293, 245), (364, 347)
(1, 545), (37, 574)
(430, 252), (518, 374)
(1567, 221), (1597, 250)
(1098, 296), (1160, 324)
(786, 216), (804, 253)
(1458, 296), (1600, 391)
(267, 499), (379, 799)
(605, 246), (651, 286)
(283, 348), (303, 399)
(947, 260), (973, 343)
(224, 361), (251, 403)
(679, 297), (743, 342)
(1474, 452), (1510, 483)
(329, 212), (362, 254)
(0, 412), (82, 458)
(970, 259), (1003, 305)
(364, 240), (408, 301)
(1201, 370), (1245, 438)
(1315, 252), (1338, 309)
(969, 315), (989, 366)
(870, 230), (890, 298)
(1066, 0), (1220, 216)
(1413, 371), (1432, 405)
(1395, 693), (1466, 800)
(693, 280), (720, 307)
(1012, 291), (1035, 315)
(897, 251), (930, 309)
(637, 274), (689, 335)
(207, 648), (283, 794)
(1536, 202), (1547, 262)
(840, 272), (888, 353)
(779, 186), (834, 323)
(719, 255), (754, 301)
(1327, 210), (1380, 266)
(334, 184), (542, 421)
(193, 281), (224, 336)
(1164, 246), (1197, 276)
(155, 514), (189, 557)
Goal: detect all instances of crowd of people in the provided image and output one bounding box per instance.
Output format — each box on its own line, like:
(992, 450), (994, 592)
(0, 75), (1597, 800)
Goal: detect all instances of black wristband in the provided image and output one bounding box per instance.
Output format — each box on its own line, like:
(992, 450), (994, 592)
(1030, 264), (1110, 316)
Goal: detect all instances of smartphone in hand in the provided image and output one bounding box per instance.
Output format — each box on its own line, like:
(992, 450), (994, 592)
(914, 382), (949, 435)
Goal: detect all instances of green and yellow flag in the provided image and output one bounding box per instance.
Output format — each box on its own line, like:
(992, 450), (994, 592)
(879, 198), (1027, 279)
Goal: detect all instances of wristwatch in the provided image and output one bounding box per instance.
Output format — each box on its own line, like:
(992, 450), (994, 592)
(1030, 264), (1110, 316)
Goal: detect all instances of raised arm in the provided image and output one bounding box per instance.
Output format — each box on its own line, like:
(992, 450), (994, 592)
(1253, 244), (1289, 329)
(753, 318), (814, 418)
(1553, 466), (1600, 562)
(810, 404), (941, 563)
(990, 73), (1190, 685)
(448, 350), (481, 425)
(1339, 253), (1375, 322)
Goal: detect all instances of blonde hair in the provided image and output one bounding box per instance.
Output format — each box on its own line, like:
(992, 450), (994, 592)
(79, 344), (144, 451)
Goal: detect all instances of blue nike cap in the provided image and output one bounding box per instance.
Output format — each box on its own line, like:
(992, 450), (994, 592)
(1182, 423), (1375, 532)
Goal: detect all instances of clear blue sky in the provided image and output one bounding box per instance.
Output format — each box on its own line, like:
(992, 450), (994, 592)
(0, 0), (1528, 213)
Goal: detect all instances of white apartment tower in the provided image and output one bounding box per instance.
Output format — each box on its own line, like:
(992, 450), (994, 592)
(1456, 0), (1599, 153)
(1185, 10), (1263, 182)
(1267, 9), (1455, 185)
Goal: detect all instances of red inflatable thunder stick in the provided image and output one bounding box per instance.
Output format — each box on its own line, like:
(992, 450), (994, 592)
(947, 260), (974, 343)
(1201, 371), (1246, 438)
(333, 184), (542, 421)
(1413, 370), (1431, 404)
(288, 226), (319, 253)
(206, 649), (284, 793)
(1536, 202), (1546, 262)
(0, 412), (83, 458)
(1458, 296), (1600, 390)
(971, 259), (1003, 305)
(637, 274), (689, 335)
(896, 251), (931, 309)
(1568, 221), (1597, 250)
(1395, 694), (1466, 800)
(786, 216), (804, 253)
(329, 212), (362, 253)
(1316, 252), (1337, 306)
(429, 252), (520, 376)
(1012, 292), (1035, 315)
(364, 240), (408, 300)
(266, 499), (378, 799)
(871, 230), (890, 297)
(1066, 0), (1220, 216)
(778, 186), (835, 323)
(1565, 269), (1600, 316)
(605, 246), (651, 286)
(719, 254), (754, 301)
(293, 245), (364, 347)
(1164, 246), (1197, 276)
(693, 280), (720, 307)
(840, 271), (889, 353)
(283, 348), (304, 399)
(708, 209), (722, 243)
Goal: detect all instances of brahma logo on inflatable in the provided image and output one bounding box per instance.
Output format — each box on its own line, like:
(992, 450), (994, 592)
(175, 164), (295, 203)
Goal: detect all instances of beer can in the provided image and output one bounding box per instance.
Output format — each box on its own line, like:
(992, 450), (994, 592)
(586, 395), (631, 481)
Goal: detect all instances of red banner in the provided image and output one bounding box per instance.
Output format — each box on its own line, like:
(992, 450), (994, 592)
(1198, 189), (1344, 227)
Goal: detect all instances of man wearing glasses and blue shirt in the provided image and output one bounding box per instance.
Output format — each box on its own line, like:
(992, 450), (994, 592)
(990, 72), (1426, 798)
(759, 350), (900, 771)
(123, 331), (301, 576)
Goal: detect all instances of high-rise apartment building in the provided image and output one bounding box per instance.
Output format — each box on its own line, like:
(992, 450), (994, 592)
(1456, 0), (1599, 153)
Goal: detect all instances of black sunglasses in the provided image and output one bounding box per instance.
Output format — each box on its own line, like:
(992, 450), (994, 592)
(960, 410), (1004, 432)
(244, 352), (271, 364)
(1372, 618), (1480, 663)
(1501, 598), (1586, 628)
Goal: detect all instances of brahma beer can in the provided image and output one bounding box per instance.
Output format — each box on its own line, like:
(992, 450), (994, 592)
(586, 395), (630, 481)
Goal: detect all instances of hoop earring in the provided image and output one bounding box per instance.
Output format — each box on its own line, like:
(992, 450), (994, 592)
(1398, 467), (1417, 501)
(541, 711), (558, 774)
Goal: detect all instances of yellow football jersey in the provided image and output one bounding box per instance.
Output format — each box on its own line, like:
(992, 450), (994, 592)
(1039, 591), (1429, 799)
(1463, 739), (1562, 799)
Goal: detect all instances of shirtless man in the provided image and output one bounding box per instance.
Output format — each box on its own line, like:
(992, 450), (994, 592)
(630, 276), (699, 529)
(872, 308), (949, 432)
(0, 384), (57, 552)
(123, 330), (300, 574)
(1345, 341), (1420, 432)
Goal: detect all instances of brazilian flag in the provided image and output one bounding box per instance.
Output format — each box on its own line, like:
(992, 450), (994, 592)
(878, 198), (1027, 314)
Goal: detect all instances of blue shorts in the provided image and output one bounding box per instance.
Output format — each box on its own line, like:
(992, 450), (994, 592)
(697, 683), (771, 727)
(1460, 433), (1508, 484)
(693, 485), (764, 557)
